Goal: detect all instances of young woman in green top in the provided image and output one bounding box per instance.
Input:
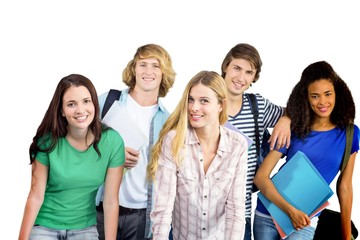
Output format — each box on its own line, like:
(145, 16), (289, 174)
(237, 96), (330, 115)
(19, 74), (125, 240)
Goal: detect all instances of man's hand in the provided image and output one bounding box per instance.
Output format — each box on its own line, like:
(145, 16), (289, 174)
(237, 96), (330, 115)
(124, 147), (140, 169)
(269, 116), (291, 150)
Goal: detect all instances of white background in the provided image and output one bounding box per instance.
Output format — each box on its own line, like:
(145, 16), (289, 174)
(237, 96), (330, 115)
(1, 1), (359, 238)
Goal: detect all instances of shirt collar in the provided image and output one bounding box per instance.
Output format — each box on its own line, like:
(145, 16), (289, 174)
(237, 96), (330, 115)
(121, 88), (166, 113)
(185, 126), (231, 155)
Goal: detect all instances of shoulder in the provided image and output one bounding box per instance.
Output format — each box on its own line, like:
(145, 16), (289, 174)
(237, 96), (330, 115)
(251, 93), (280, 106)
(352, 123), (359, 145)
(221, 126), (248, 144)
(164, 129), (177, 140)
(157, 98), (170, 115)
(160, 129), (177, 147)
(102, 127), (123, 142)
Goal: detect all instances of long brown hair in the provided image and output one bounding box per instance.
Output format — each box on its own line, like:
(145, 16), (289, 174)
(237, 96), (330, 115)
(29, 74), (104, 164)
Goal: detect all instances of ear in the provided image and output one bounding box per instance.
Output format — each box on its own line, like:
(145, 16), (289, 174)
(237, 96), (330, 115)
(219, 98), (226, 112)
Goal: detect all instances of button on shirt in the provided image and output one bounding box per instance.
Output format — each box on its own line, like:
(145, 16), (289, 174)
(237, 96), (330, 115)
(151, 126), (248, 240)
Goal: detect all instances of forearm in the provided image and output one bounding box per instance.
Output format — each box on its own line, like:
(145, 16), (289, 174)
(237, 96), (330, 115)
(104, 202), (119, 240)
(338, 185), (353, 240)
(18, 196), (43, 240)
(257, 177), (297, 216)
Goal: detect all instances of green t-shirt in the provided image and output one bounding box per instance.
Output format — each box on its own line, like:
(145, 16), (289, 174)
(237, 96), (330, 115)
(35, 128), (125, 230)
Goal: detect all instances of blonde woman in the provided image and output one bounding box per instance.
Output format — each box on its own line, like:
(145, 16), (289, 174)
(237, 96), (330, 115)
(148, 70), (248, 240)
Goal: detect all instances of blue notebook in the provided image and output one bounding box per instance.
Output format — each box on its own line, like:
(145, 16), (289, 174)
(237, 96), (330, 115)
(258, 151), (334, 238)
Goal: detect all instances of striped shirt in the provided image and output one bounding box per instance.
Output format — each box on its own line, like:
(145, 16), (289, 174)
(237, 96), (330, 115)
(151, 126), (248, 240)
(228, 93), (284, 219)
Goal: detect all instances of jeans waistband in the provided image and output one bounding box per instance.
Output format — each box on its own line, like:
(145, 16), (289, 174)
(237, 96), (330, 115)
(96, 202), (146, 215)
(119, 205), (146, 215)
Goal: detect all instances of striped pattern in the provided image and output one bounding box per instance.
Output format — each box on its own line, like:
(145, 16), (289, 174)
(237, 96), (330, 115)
(228, 93), (284, 219)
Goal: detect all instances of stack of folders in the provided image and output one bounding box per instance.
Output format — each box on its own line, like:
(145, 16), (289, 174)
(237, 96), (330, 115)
(258, 151), (334, 239)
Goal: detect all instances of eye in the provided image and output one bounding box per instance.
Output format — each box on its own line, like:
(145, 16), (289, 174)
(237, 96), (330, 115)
(246, 70), (254, 76)
(310, 95), (319, 99)
(67, 102), (75, 108)
(200, 99), (209, 104)
(188, 97), (194, 103)
(325, 92), (332, 97)
(84, 99), (92, 104)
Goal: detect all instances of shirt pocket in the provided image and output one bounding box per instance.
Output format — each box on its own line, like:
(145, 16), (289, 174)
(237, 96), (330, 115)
(176, 168), (198, 196)
(212, 168), (235, 198)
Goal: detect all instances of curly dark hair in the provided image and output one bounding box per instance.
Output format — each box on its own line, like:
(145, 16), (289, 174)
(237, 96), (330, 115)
(286, 61), (355, 139)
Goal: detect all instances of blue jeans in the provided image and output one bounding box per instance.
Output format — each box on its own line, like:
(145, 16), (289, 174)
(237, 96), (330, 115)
(253, 213), (315, 240)
(244, 217), (252, 240)
(30, 225), (99, 240)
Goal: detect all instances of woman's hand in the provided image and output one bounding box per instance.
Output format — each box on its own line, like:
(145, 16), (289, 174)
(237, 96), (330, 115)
(288, 207), (311, 231)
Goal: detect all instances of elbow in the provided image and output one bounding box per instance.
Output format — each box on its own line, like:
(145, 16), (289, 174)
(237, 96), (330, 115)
(253, 174), (261, 190)
(337, 183), (353, 200)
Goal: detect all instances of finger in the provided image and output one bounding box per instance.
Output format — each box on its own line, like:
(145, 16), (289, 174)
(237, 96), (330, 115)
(285, 135), (291, 149)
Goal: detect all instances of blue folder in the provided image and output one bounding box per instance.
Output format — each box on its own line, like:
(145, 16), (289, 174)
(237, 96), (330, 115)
(258, 151), (334, 238)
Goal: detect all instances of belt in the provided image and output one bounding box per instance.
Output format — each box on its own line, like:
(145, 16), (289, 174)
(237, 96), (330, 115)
(96, 202), (146, 215)
(96, 202), (104, 212)
(120, 205), (146, 215)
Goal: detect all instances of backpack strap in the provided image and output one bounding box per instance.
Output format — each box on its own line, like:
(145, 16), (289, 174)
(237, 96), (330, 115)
(341, 123), (354, 172)
(101, 89), (122, 119)
(336, 123), (354, 195)
(246, 93), (261, 157)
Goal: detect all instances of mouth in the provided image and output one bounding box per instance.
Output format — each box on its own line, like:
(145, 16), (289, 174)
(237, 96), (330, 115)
(190, 114), (203, 120)
(75, 115), (88, 121)
(317, 106), (329, 113)
(232, 80), (244, 89)
(143, 77), (155, 82)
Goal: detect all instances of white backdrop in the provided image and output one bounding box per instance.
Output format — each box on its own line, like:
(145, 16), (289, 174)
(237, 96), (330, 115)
(1, 1), (359, 238)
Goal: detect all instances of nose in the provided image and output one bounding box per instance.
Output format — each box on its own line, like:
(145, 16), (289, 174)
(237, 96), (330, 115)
(191, 101), (200, 112)
(144, 66), (154, 75)
(318, 95), (326, 105)
(76, 103), (86, 114)
(234, 71), (247, 84)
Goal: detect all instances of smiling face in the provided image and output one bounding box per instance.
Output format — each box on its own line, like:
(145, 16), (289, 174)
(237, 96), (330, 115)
(134, 58), (162, 94)
(187, 83), (223, 131)
(307, 79), (336, 121)
(62, 85), (95, 131)
(224, 58), (256, 97)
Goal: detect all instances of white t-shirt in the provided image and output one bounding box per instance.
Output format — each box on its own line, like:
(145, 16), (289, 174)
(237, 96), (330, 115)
(119, 95), (158, 208)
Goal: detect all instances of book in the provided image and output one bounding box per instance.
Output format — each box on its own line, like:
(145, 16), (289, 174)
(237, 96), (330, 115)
(258, 151), (334, 239)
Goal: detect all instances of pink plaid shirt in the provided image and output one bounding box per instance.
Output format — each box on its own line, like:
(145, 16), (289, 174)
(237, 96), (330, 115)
(151, 126), (248, 240)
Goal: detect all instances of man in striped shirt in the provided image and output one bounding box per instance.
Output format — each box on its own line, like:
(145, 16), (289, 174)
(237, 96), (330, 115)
(220, 43), (290, 240)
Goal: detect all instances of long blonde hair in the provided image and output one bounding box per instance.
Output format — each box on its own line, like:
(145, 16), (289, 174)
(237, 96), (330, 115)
(147, 70), (228, 181)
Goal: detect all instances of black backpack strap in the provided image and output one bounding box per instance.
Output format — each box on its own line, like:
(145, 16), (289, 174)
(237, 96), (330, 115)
(101, 89), (122, 119)
(246, 93), (260, 157)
